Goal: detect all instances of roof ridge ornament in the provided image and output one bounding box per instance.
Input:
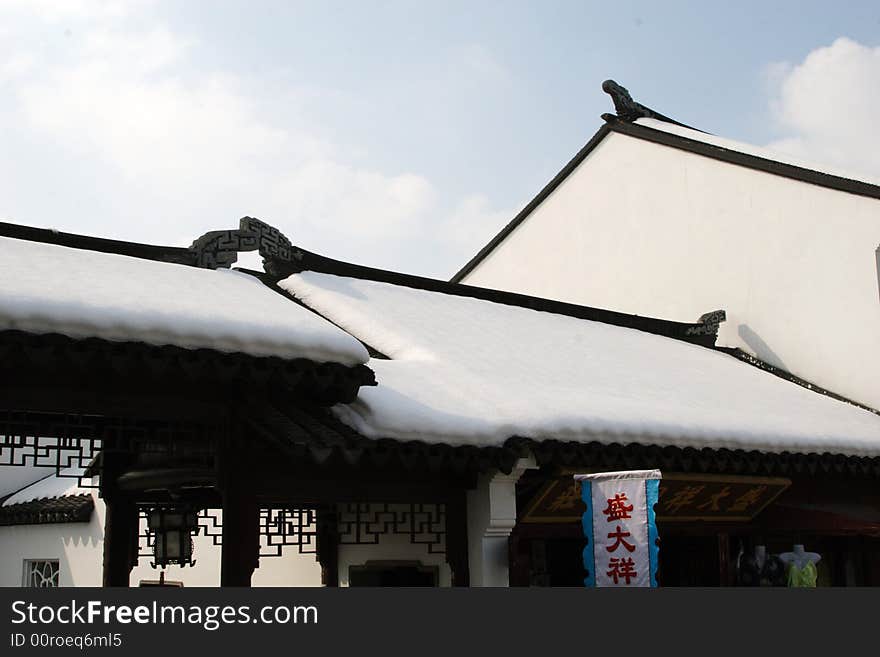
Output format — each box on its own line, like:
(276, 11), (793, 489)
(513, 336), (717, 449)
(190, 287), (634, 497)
(190, 217), (303, 272)
(601, 79), (700, 130)
(685, 309), (727, 337)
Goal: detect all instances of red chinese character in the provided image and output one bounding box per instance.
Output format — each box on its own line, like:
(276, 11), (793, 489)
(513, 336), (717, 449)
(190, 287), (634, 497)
(606, 525), (636, 553)
(602, 493), (634, 521)
(607, 557), (638, 585)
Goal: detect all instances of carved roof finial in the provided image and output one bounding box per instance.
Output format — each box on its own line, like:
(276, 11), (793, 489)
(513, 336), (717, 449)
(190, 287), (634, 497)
(601, 79), (698, 130)
(685, 309), (727, 337)
(602, 80), (644, 121)
(189, 217), (301, 274)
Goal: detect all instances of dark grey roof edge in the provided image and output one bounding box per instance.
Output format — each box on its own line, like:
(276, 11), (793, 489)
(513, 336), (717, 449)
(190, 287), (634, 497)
(0, 493), (94, 526)
(716, 347), (880, 417)
(605, 116), (880, 201)
(0, 470), (56, 505)
(0, 221), (194, 265)
(450, 123), (612, 283)
(270, 245), (721, 348)
(0, 214), (717, 348)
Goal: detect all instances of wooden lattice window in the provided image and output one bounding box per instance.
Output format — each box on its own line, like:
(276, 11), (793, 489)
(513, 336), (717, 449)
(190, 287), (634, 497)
(23, 560), (60, 588)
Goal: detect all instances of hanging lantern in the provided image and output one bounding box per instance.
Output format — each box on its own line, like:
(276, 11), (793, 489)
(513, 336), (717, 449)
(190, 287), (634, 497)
(147, 507), (199, 568)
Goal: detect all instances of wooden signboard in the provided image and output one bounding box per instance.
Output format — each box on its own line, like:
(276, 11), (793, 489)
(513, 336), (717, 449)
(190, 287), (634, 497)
(521, 471), (790, 523)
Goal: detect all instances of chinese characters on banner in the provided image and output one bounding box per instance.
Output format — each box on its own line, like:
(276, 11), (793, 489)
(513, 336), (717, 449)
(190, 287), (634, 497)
(575, 470), (662, 587)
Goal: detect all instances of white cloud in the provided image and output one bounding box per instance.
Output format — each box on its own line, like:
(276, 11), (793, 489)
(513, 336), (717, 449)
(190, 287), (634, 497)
(0, 52), (34, 82)
(0, 0), (144, 22)
(764, 38), (880, 180)
(0, 5), (511, 277)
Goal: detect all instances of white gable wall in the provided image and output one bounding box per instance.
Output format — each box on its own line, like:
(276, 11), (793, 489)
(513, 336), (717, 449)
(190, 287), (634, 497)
(462, 132), (880, 410)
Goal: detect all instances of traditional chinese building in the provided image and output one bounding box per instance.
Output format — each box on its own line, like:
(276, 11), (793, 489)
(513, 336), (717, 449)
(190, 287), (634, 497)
(454, 80), (880, 414)
(2, 217), (880, 587)
(275, 237), (880, 586)
(0, 219), (378, 587)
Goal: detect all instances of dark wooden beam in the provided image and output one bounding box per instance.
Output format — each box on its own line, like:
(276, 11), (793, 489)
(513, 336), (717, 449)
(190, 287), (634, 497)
(1, 382), (230, 423)
(253, 470), (475, 504)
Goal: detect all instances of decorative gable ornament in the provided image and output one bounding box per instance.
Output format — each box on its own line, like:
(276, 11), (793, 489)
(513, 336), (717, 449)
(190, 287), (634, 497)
(686, 309), (727, 336)
(189, 216), (303, 274)
(601, 79), (700, 131)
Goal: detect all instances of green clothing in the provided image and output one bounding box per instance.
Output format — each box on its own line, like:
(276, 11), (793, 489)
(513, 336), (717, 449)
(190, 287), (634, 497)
(787, 561), (818, 587)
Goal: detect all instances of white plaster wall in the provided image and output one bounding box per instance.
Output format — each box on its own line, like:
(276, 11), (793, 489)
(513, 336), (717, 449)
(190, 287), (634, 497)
(463, 132), (880, 410)
(335, 502), (452, 586)
(130, 508), (323, 588)
(252, 549), (323, 587)
(0, 516), (104, 587)
(337, 534), (452, 587)
(0, 498), (467, 587)
(0, 495), (323, 587)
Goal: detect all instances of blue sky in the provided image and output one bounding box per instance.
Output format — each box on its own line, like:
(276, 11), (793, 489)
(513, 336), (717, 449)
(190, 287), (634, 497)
(1, 1), (878, 276)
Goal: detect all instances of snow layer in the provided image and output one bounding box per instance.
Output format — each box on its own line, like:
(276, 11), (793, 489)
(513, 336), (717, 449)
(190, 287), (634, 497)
(3, 468), (90, 506)
(635, 118), (880, 187)
(0, 236), (368, 365)
(280, 272), (880, 455)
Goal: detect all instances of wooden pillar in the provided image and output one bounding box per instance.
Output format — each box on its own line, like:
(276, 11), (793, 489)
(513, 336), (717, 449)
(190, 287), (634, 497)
(102, 492), (137, 587)
(718, 532), (731, 586)
(220, 485), (260, 587)
(101, 436), (137, 588)
(508, 531), (531, 586)
(218, 423), (260, 587)
(316, 506), (339, 587)
(445, 490), (470, 586)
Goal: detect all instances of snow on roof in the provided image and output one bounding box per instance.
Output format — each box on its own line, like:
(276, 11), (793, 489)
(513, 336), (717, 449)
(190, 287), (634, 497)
(280, 271), (880, 456)
(2, 468), (90, 506)
(634, 118), (880, 187)
(0, 236), (368, 365)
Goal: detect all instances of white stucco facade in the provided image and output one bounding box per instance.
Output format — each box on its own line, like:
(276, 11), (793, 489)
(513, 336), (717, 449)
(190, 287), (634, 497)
(1, 487), (528, 587)
(0, 493), (324, 588)
(0, 519), (105, 587)
(337, 537), (452, 587)
(461, 128), (880, 410)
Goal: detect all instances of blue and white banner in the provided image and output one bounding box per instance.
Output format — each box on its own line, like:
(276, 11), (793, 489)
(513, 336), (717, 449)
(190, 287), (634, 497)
(575, 469), (661, 587)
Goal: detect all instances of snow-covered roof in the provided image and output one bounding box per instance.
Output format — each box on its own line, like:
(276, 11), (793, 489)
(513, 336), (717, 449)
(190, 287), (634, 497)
(2, 469), (90, 506)
(0, 236), (368, 365)
(633, 118), (880, 187)
(280, 271), (880, 456)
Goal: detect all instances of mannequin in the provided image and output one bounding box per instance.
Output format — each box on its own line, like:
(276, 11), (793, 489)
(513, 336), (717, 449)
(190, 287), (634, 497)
(737, 543), (785, 586)
(778, 544), (821, 587)
(754, 545), (766, 570)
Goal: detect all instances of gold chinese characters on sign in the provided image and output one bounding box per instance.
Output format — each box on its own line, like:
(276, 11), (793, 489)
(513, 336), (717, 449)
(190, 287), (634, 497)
(521, 472), (790, 523)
